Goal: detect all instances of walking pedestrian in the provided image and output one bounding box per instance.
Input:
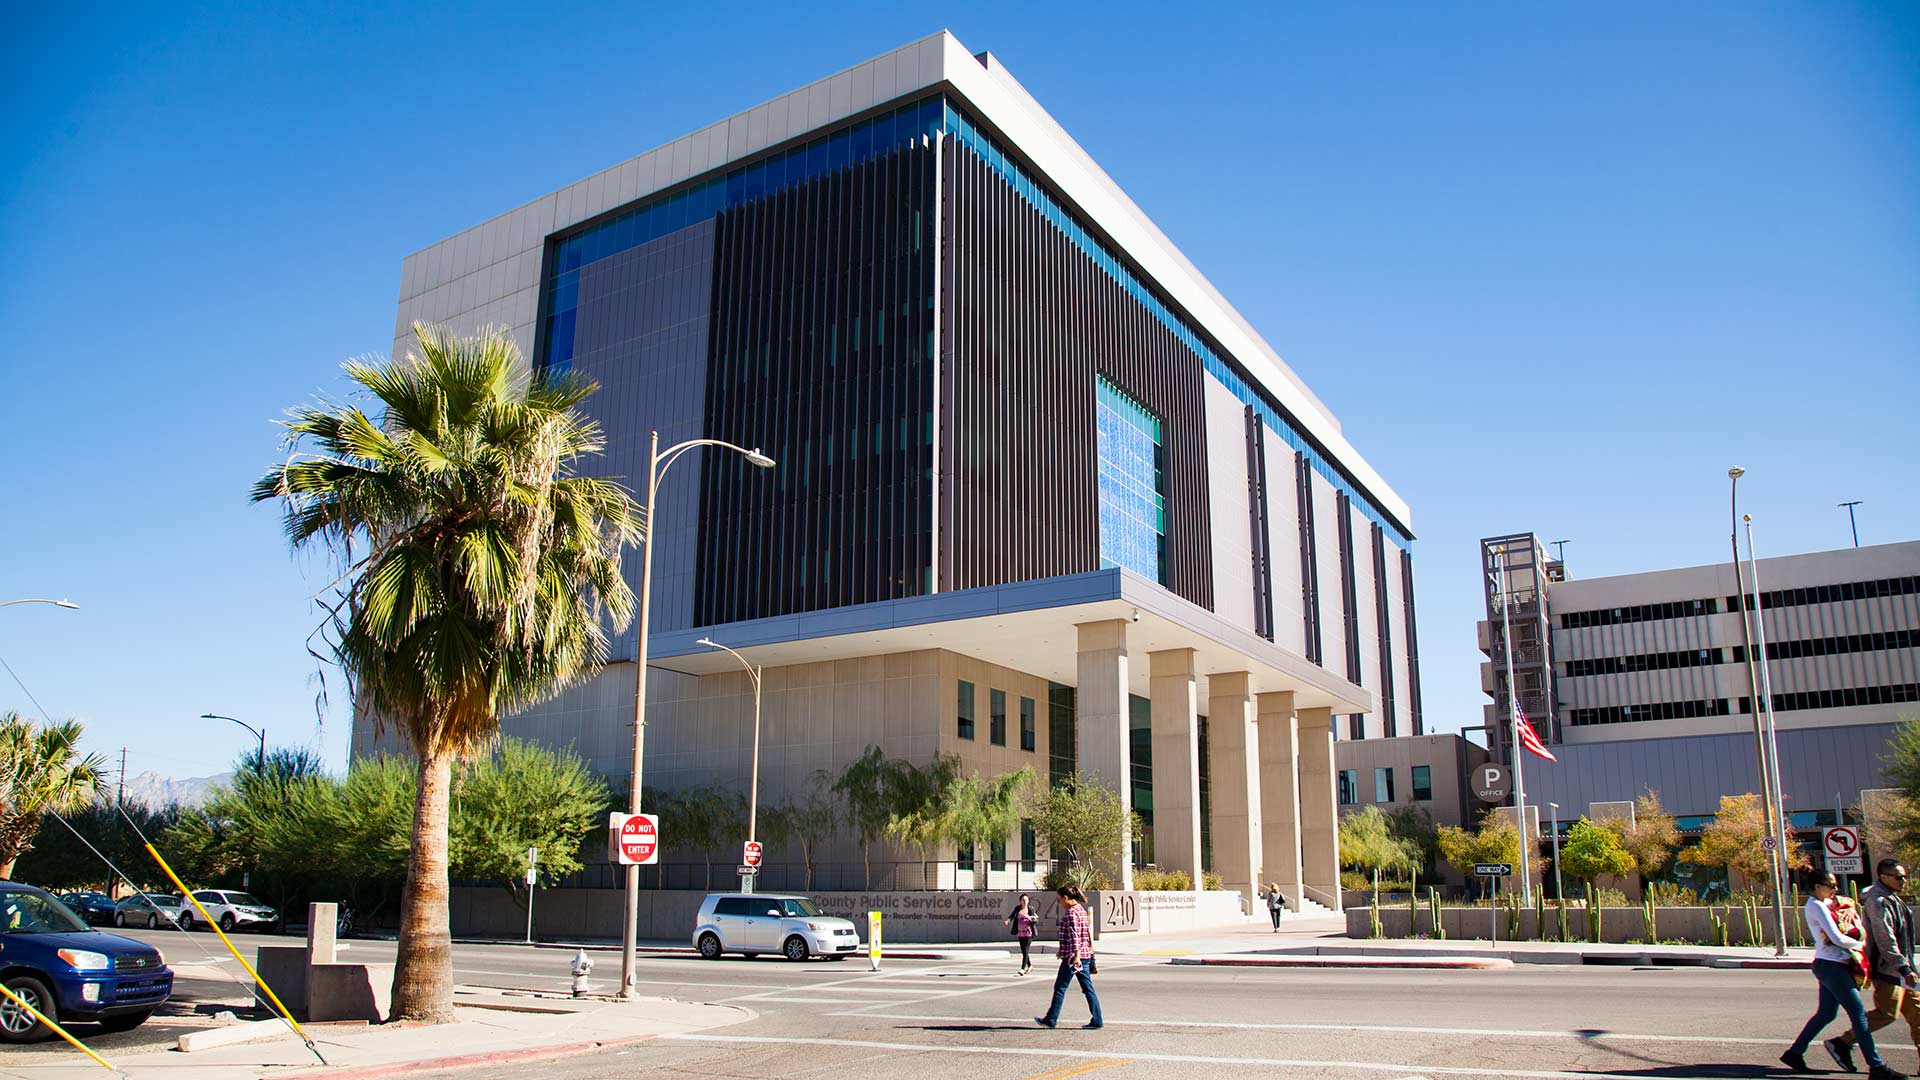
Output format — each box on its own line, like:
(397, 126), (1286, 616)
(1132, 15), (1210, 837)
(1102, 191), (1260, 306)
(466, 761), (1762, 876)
(1266, 882), (1286, 932)
(1782, 870), (1907, 1079)
(1034, 885), (1102, 1030)
(1006, 893), (1038, 975)
(1831, 860), (1920, 1071)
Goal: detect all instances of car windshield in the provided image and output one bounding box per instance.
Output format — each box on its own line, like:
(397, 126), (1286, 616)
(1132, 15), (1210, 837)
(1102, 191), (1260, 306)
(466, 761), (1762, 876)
(3, 891), (91, 934)
(780, 899), (822, 918)
(226, 893), (266, 907)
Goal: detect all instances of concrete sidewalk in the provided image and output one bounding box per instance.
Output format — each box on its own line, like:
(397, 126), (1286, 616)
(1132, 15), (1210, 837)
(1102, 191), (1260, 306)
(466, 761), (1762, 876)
(0, 989), (750, 1080)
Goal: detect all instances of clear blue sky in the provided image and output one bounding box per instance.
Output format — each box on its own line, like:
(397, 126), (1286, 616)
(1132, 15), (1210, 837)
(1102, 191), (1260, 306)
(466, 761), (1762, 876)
(3, 3), (1915, 783)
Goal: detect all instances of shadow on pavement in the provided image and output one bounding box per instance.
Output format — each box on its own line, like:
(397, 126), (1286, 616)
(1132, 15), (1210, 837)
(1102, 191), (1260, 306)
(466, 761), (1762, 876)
(1574, 1067), (1790, 1078)
(918, 1023), (1047, 1033)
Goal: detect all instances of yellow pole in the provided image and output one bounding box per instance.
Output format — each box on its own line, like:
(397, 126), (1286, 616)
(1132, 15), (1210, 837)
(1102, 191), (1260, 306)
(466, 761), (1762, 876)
(143, 843), (327, 1064)
(0, 981), (114, 1071)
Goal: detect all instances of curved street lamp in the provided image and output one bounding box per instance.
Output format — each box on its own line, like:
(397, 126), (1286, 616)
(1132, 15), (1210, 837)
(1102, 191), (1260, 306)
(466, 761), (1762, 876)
(621, 432), (774, 997)
(1728, 467), (1788, 957)
(0, 598), (78, 610)
(696, 636), (762, 892)
(202, 713), (267, 776)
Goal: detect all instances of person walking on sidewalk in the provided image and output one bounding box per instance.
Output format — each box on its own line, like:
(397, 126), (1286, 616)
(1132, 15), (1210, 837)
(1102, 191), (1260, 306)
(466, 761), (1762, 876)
(1265, 883), (1286, 932)
(1831, 860), (1920, 1072)
(1783, 870), (1906, 1079)
(1006, 893), (1039, 975)
(1035, 885), (1102, 1030)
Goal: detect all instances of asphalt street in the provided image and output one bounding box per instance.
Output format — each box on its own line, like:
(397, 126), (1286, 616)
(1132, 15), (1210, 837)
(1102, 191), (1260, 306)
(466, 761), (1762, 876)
(12, 926), (1901, 1080)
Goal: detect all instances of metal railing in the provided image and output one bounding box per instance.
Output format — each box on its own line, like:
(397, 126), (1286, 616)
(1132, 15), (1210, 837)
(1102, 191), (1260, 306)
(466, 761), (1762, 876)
(530, 859), (1058, 893)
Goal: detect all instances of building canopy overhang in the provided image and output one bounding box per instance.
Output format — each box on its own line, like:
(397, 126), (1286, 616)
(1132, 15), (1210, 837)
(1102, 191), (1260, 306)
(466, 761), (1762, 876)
(649, 569), (1371, 714)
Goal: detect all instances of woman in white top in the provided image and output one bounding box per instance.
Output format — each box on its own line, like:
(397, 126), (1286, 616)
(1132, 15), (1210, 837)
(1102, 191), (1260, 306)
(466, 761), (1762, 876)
(1783, 871), (1904, 1078)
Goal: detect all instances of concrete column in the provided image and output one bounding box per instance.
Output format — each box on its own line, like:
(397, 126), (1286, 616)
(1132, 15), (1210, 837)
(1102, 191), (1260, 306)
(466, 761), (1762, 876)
(1206, 672), (1261, 907)
(1149, 648), (1203, 890)
(1256, 691), (1303, 909)
(1076, 619), (1132, 891)
(1296, 706), (1341, 913)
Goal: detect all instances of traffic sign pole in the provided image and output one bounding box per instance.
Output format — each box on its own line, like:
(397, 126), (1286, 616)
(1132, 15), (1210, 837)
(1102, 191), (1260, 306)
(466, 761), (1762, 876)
(525, 847), (538, 945)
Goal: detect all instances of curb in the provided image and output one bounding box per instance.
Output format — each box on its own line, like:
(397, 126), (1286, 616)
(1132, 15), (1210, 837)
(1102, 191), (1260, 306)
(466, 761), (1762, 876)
(278, 1034), (656, 1080)
(1171, 955), (1514, 970)
(1708, 958), (1809, 970)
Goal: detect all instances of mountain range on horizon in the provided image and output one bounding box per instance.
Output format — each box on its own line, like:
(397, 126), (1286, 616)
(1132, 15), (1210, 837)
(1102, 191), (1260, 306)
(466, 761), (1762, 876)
(113, 769), (228, 810)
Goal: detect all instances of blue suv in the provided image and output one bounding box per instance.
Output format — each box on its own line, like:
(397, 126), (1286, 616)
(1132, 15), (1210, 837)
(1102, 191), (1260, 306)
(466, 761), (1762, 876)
(0, 882), (173, 1042)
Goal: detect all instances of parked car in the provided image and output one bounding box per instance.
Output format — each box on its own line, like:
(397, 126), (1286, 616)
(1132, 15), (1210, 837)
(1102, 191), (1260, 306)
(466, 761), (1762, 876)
(112, 894), (184, 930)
(692, 893), (860, 961)
(0, 882), (173, 1042)
(55, 892), (118, 926)
(180, 890), (279, 933)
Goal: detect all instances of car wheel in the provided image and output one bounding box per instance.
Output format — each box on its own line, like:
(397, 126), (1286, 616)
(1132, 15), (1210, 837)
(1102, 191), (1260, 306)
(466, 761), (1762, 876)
(96, 1009), (154, 1034)
(114, 913), (126, 928)
(697, 933), (723, 960)
(219, 913), (236, 933)
(783, 936), (810, 962)
(179, 913), (194, 931)
(0, 975), (57, 1043)
(148, 914), (159, 929)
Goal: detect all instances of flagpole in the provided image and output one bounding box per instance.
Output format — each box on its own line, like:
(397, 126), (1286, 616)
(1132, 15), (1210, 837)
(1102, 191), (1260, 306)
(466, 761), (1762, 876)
(1494, 545), (1533, 905)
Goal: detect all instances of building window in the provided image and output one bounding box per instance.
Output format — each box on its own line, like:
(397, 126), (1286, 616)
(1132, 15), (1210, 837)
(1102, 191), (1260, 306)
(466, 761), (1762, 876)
(957, 845), (973, 870)
(957, 680), (975, 740)
(991, 837), (1007, 871)
(1095, 378), (1167, 584)
(1130, 695), (1154, 866)
(990, 688), (1007, 746)
(1338, 769), (1358, 806)
(1048, 683), (1076, 787)
(1375, 767), (1395, 804)
(1412, 765), (1432, 802)
(1020, 696), (1036, 752)
(1021, 822), (1037, 872)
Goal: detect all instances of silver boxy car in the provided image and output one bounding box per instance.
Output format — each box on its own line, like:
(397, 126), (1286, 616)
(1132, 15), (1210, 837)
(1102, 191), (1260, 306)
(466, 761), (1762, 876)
(113, 894), (184, 929)
(692, 894), (860, 961)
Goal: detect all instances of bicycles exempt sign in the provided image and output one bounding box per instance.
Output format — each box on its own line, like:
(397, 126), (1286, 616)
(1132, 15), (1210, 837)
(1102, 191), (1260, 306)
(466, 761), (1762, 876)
(1824, 826), (1863, 875)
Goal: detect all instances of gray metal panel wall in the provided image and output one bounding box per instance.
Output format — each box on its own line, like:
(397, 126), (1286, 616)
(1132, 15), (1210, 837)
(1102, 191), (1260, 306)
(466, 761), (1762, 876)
(571, 220), (716, 650)
(941, 137), (1215, 610)
(1524, 722), (1900, 819)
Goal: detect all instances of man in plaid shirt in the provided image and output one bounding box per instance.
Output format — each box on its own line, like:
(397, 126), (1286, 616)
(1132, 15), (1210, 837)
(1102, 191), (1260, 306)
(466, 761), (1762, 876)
(1035, 885), (1103, 1029)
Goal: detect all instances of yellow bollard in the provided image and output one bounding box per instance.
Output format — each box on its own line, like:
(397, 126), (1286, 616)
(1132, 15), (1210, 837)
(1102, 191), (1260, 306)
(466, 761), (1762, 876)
(143, 842), (327, 1064)
(0, 981), (114, 1071)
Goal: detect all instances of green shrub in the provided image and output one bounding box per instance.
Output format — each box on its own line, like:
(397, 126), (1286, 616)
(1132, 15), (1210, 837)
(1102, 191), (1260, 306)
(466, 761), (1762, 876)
(1201, 870), (1224, 892)
(1040, 863), (1114, 891)
(1132, 867), (1193, 891)
(1340, 870), (1369, 892)
(1645, 881), (1699, 906)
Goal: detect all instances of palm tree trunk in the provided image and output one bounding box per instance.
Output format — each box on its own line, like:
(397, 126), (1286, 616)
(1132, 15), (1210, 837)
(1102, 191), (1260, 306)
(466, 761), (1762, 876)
(863, 844), (871, 889)
(390, 749), (456, 1024)
(0, 855), (16, 880)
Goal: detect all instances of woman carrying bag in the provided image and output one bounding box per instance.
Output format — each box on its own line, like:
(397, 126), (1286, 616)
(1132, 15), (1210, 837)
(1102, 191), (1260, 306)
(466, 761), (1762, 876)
(1005, 894), (1038, 975)
(1783, 871), (1906, 1078)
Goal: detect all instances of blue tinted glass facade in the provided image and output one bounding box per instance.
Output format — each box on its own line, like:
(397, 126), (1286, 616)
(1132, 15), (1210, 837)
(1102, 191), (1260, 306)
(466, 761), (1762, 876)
(939, 103), (1411, 551)
(1095, 378), (1166, 584)
(540, 98), (946, 376)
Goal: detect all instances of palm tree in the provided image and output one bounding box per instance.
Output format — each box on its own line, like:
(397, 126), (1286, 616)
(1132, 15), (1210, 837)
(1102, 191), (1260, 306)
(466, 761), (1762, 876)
(0, 712), (106, 878)
(252, 323), (637, 1023)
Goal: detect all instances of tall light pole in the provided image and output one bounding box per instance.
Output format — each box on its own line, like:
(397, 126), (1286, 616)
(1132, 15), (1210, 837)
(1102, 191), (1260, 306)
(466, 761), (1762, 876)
(1491, 545), (1533, 905)
(202, 714), (266, 775)
(1839, 501), (1863, 548)
(0, 598), (79, 610)
(697, 637), (762, 893)
(1728, 467), (1788, 957)
(621, 431), (774, 999)
(1743, 513), (1791, 957)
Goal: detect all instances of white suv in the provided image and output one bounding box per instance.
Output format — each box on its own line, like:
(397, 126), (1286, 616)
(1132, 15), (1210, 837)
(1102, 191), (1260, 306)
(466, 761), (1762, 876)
(693, 894), (860, 961)
(181, 890), (280, 934)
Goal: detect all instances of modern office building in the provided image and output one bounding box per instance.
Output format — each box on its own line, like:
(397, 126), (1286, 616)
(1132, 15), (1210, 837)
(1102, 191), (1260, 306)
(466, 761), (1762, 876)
(1333, 733), (1490, 886)
(356, 32), (1423, 911)
(1477, 535), (1920, 833)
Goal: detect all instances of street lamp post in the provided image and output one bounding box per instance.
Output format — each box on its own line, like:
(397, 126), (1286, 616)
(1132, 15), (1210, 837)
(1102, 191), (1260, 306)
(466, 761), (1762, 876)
(620, 431), (774, 999)
(1743, 512), (1791, 957)
(1839, 501), (1863, 548)
(1728, 467), (1789, 958)
(0, 599), (79, 610)
(697, 637), (762, 893)
(202, 714), (267, 775)
(1548, 802), (1563, 904)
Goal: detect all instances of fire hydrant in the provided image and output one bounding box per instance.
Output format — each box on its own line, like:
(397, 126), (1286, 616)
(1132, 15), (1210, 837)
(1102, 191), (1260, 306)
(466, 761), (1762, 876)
(570, 949), (594, 998)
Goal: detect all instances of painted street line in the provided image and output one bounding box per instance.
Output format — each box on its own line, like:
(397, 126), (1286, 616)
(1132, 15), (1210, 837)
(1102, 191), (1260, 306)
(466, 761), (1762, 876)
(819, 1012), (1789, 1047)
(657, 1033), (1748, 1079)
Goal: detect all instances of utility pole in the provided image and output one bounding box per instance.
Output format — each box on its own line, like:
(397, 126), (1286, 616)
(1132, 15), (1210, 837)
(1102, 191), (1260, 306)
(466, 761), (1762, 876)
(117, 749), (127, 808)
(1838, 501), (1862, 548)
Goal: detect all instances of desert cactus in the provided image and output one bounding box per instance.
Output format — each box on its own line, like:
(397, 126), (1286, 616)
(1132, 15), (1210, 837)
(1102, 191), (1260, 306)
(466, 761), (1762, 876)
(1711, 908), (1729, 947)
(1792, 886), (1806, 947)
(1557, 896), (1569, 942)
(1428, 887), (1444, 941)
(1369, 890), (1383, 939)
(1587, 883), (1603, 943)
(1643, 896), (1657, 943)
(1743, 898), (1761, 945)
(1534, 888), (1545, 940)
(1506, 892), (1521, 940)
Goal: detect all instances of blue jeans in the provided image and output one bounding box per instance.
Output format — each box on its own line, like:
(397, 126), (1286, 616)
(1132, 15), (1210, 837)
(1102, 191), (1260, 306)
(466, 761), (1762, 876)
(1791, 958), (1885, 1068)
(1041, 957), (1102, 1025)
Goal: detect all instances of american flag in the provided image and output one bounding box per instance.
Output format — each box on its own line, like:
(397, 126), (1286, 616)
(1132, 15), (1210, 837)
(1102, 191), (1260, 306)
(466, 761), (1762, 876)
(1515, 704), (1557, 762)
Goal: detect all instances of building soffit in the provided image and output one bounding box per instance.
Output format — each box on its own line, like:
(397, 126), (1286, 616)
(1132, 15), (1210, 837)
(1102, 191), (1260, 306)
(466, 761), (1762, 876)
(647, 569), (1372, 715)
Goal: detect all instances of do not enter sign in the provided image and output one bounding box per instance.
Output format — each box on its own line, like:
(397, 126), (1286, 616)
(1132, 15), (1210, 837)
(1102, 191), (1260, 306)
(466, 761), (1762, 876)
(1825, 826), (1863, 875)
(743, 840), (763, 868)
(610, 813), (660, 865)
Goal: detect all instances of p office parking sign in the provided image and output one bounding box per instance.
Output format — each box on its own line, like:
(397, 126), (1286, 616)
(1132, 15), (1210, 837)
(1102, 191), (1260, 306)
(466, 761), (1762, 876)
(1472, 764), (1512, 804)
